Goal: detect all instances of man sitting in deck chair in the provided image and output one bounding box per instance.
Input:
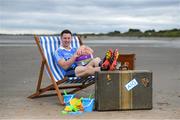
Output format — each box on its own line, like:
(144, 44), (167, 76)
(54, 29), (101, 77)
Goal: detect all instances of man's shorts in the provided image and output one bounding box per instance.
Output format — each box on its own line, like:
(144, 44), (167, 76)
(65, 66), (77, 77)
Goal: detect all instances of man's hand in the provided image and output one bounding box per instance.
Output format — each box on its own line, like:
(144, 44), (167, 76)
(74, 50), (82, 58)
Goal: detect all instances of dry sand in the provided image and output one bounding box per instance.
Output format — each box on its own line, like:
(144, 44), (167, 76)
(0, 36), (180, 119)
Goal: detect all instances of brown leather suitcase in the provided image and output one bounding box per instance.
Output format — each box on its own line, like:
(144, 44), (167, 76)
(95, 70), (152, 111)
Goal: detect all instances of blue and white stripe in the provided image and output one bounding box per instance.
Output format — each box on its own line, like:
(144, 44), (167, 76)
(39, 35), (80, 81)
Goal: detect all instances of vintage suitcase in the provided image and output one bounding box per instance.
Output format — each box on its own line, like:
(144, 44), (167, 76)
(95, 70), (152, 111)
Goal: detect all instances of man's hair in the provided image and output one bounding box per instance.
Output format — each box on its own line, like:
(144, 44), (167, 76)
(60, 29), (72, 37)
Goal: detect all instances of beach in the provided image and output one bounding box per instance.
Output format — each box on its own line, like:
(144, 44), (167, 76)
(0, 35), (180, 119)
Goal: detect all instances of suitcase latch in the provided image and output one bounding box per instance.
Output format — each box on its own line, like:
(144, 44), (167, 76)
(141, 78), (150, 87)
(106, 74), (111, 81)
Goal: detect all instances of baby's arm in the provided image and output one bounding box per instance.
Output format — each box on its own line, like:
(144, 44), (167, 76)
(77, 45), (94, 55)
(84, 45), (93, 54)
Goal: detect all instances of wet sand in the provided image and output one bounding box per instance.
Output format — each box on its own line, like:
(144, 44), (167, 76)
(0, 37), (180, 119)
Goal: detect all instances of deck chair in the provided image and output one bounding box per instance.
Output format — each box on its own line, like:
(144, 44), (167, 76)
(28, 34), (95, 105)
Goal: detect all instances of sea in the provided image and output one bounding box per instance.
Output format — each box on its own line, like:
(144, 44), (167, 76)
(0, 35), (180, 48)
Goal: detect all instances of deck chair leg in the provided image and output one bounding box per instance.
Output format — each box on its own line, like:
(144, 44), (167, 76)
(37, 60), (45, 91)
(52, 81), (64, 105)
(44, 63), (65, 105)
(28, 61), (64, 105)
(28, 60), (45, 98)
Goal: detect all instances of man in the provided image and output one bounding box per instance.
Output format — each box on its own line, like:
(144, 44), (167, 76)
(54, 29), (101, 77)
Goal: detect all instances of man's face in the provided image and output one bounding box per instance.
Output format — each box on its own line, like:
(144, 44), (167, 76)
(61, 33), (72, 48)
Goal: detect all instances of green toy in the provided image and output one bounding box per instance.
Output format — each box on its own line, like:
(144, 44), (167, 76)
(63, 90), (67, 95)
(63, 97), (83, 113)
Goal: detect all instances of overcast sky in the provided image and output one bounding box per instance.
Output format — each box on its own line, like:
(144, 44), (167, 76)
(0, 0), (180, 34)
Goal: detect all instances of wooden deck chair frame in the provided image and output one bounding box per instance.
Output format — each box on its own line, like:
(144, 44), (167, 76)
(28, 35), (95, 105)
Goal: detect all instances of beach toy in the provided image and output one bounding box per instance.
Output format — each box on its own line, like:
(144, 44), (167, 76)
(61, 110), (83, 115)
(63, 91), (75, 105)
(88, 94), (93, 99)
(75, 54), (93, 66)
(63, 97), (84, 115)
(64, 106), (73, 112)
(61, 110), (68, 115)
(101, 49), (113, 70)
(68, 111), (83, 115)
(82, 98), (95, 112)
(63, 90), (67, 95)
(109, 49), (119, 71)
(69, 97), (83, 111)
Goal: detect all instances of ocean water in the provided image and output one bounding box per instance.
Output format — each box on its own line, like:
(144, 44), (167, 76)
(0, 35), (35, 46)
(0, 35), (180, 48)
(84, 39), (180, 48)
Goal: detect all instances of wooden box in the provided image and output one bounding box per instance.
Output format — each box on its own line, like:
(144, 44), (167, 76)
(117, 54), (135, 70)
(95, 70), (152, 111)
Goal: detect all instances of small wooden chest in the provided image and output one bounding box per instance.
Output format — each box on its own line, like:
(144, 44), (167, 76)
(95, 70), (152, 111)
(118, 54), (135, 70)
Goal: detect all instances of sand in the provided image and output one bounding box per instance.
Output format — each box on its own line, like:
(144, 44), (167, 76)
(0, 36), (180, 119)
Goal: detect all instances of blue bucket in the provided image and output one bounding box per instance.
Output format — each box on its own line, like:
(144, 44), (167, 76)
(63, 94), (75, 105)
(82, 98), (95, 112)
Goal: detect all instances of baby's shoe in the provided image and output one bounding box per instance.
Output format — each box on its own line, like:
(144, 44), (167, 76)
(101, 49), (113, 70)
(109, 49), (119, 71)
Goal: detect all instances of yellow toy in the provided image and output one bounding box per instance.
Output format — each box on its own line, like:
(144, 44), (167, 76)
(64, 97), (83, 112)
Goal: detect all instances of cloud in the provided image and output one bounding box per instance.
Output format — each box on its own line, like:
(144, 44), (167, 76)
(0, 0), (180, 33)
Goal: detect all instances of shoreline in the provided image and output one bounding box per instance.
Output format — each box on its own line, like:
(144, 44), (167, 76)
(81, 35), (180, 41)
(0, 35), (180, 42)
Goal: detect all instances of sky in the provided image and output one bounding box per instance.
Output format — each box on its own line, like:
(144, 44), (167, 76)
(0, 0), (180, 34)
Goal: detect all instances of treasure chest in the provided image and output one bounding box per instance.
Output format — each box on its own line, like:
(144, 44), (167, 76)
(95, 70), (152, 111)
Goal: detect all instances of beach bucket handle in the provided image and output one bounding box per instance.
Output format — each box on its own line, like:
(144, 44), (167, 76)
(83, 99), (94, 108)
(64, 95), (74, 104)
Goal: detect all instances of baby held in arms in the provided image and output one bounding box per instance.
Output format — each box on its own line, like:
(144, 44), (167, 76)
(75, 45), (94, 66)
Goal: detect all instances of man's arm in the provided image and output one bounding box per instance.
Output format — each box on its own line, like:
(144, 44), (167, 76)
(58, 52), (80, 70)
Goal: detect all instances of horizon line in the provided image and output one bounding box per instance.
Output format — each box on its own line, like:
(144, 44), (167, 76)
(0, 28), (180, 35)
